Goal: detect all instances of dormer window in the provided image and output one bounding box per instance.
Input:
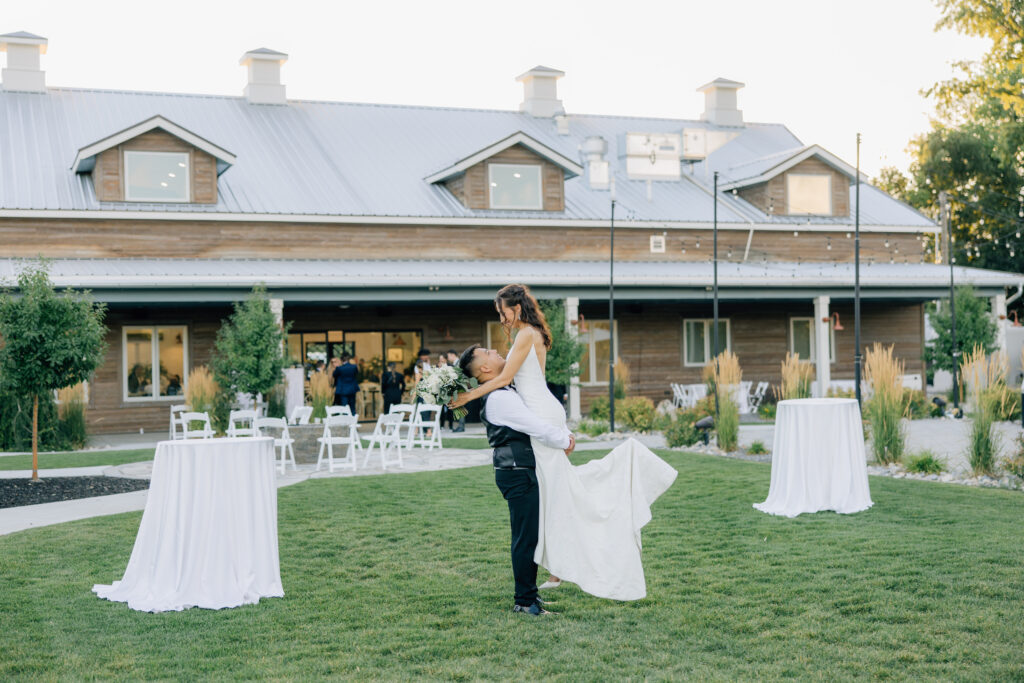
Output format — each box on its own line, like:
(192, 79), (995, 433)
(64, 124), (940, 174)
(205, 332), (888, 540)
(124, 151), (190, 202)
(489, 163), (542, 210)
(786, 173), (832, 215)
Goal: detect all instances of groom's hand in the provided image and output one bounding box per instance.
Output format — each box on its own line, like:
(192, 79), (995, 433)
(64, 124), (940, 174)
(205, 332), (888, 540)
(564, 435), (575, 456)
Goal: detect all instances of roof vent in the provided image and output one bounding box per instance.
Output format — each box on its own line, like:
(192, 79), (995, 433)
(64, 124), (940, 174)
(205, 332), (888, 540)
(516, 65), (565, 118)
(581, 136), (610, 189)
(240, 48), (288, 105)
(622, 132), (681, 180)
(0, 31), (47, 93)
(697, 77), (745, 127)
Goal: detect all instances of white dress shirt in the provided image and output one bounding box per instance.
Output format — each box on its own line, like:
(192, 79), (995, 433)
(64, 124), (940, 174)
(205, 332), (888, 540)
(484, 388), (571, 450)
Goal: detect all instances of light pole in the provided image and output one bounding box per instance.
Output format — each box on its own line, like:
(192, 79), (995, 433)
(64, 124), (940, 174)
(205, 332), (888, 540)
(854, 133), (863, 407)
(713, 171), (720, 419)
(941, 190), (959, 412)
(609, 178), (616, 432)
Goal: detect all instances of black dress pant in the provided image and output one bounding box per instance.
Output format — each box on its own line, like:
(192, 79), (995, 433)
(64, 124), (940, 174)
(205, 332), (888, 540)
(494, 468), (539, 607)
(334, 393), (356, 413)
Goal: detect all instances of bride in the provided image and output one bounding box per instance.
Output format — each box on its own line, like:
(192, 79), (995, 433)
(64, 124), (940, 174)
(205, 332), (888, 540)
(451, 284), (677, 601)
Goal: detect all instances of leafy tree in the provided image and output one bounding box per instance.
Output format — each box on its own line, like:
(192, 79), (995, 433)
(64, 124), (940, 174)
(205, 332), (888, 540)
(538, 299), (585, 386)
(875, 0), (1024, 277)
(0, 263), (107, 479)
(924, 285), (997, 374)
(210, 285), (290, 403)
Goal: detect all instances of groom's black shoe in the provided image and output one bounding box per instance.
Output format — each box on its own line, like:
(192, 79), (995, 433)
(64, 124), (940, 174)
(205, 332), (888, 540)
(512, 602), (553, 616)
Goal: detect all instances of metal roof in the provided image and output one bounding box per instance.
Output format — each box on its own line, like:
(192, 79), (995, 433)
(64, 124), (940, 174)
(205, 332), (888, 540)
(1, 258), (1015, 303)
(0, 87), (936, 229)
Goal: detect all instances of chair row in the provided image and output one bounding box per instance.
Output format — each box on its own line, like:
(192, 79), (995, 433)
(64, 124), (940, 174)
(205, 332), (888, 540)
(670, 381), (769, 413)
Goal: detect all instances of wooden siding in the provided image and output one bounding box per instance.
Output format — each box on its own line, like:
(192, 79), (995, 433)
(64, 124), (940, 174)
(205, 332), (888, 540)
(739, 157), (850, 217)
(446, 144), (565, 212)
(88, 130), (218, 204)
(87, 300), (925, 433)
(0, 218), (926, 264)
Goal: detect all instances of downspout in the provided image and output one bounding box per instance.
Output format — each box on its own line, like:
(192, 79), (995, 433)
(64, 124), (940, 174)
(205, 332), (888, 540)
(1006, 281), (1024, 307)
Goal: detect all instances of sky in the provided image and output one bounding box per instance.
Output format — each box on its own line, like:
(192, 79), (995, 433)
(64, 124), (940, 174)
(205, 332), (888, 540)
(4, 0), (990, 177)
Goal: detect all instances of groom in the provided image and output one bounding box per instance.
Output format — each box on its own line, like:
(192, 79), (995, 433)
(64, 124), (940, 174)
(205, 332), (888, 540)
(458, 344), (575, 616)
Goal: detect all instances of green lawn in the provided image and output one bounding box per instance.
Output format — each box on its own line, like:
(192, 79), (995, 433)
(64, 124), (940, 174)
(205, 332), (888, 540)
(0, 449), (156, 471)
(1, 451), (1023, 679)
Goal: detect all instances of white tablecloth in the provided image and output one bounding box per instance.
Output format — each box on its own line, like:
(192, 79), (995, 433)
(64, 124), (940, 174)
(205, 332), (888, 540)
(93, 437), (283, 612)
(754, 398), (873, 518)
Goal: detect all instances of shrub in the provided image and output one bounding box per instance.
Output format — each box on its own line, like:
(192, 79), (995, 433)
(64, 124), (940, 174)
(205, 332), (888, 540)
(309, 370), (333, 419)
(780, 352), (814, 400)
(267, 383), (287, 419)
(905, 450), (945, 474)
(757, 401), (777, 420)
(826, 387), (856, 399)
(710, 350), (741, 452)
(589, 395), (610, 421)
(576, 418), (609, 437)
(0, 388), (67, 452)
(961, 345), (1005, 475)
(186, 365), (219, 414)
(864, 344), (906, 464)
(57, 384), (88, 449)
(692, 396), (716, 420)
(747, 440), (768, 455)
(618, 396), (656, 432)
(1003, 435), (1024, 479)
(665, 416), (700, 448)
(614, 357), (630, 400)
(902, 389), (930, 419)
(652, 412), (673, 432)
(990, 384), (1021, 421)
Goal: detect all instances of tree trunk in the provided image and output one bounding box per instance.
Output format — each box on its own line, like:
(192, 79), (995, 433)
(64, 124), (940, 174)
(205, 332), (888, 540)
(32, 394), (39, 481)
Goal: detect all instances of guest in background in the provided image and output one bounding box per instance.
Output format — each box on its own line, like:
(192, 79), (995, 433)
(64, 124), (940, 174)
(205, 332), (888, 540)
(333, 353), (359, 413)
(413, 348), (432, 387)
(166, 374), (182, 396)
(381, 361), (405, 415)
(446, 349), (465, 432)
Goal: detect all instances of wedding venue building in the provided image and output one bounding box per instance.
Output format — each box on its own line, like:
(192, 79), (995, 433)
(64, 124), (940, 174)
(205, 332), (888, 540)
(2, 30), (1021, 433)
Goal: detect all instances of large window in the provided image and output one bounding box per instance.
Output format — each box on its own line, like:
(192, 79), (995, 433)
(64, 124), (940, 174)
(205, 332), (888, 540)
(123, 326), (188, 401)
(789, 317), (835, 363)
(578, 320), (617, 385)
(488, 163), (543, 210)
(124, 151), (190, 202)
(682, 319), (731, 367)
(786, 173), (831, 215)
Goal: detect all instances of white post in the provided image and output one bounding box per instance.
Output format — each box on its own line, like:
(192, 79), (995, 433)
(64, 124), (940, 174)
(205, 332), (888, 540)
(991, 293), (1007, 355)
(566, 297), (582, 422)
(813, 296), (831, 397)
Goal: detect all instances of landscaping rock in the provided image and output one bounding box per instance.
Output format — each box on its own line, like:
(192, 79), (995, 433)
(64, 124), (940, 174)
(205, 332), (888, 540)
(0, 476), (149, 509)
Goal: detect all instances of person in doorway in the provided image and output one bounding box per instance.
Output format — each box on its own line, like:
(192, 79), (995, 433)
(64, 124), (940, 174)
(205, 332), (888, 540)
(333, 353), (359, 413)
(381, 361), (405, 415)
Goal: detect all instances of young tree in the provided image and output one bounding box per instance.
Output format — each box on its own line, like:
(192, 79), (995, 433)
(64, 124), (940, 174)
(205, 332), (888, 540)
(538, 299), (585, 387)
(924, 285), (998, 375)
(210, 285), (290, 404)
(0, 263), (107, 480)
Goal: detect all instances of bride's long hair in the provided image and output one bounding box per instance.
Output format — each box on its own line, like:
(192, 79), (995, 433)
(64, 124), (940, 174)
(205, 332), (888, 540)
(495, 284), (552, 350)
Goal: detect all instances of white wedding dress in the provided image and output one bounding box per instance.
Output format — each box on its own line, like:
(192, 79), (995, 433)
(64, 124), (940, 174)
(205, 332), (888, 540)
(515, 345), (678, 601)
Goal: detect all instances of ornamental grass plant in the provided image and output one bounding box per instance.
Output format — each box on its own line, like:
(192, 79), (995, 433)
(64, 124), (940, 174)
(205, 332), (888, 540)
(309, 371), (333, 419)
(56, 383), (88, 449)
(185, 366), (218, 414)
(779, 352), (814, 400)
(960, 345), (1006, 475)
(863, 343), (905, 465)
(711, 350), (742, 452)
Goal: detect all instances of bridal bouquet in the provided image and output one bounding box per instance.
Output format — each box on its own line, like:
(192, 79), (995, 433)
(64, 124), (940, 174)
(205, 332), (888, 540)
(415, 365), (478, 420)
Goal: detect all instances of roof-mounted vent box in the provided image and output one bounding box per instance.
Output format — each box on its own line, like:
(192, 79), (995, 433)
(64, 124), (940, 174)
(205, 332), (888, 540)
(622, 132), (681, 180)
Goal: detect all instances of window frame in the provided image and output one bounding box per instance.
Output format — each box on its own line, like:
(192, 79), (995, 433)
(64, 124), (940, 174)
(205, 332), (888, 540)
(681, 318), (732, 368)
(487, 162), (544, 210)
(788, 316), (836, 364)
(122, 325), (189, 402)
(785, 172), (832, 216)
(123, 150), (191, 203)
(577, 319), (619, 386)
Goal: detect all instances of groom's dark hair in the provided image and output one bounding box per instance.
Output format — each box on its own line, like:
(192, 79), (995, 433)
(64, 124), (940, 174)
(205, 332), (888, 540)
(458, 344), (482, 378)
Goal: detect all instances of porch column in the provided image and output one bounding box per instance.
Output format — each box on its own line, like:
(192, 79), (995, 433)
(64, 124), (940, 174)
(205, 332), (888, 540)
(566, 296), (582, 422)
(813, 295), (831, 397)
(269, 298), (284, 329)
(991, 293), (1007, 354)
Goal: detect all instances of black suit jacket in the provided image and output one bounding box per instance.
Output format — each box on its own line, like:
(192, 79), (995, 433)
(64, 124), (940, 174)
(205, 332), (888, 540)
(381, 370), (405, 401)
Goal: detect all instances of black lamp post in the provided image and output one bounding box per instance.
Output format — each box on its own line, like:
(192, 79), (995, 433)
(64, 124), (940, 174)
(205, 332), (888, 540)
(940, 190), (959, 412)
(713, 171), (720, 418)
(609, 179), (616, 432)
(854, 133), (863, 407)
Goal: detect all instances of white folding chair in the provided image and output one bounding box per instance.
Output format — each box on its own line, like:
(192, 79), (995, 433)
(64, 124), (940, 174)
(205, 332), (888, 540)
(169, 404), (188, 440)
(227, 409), (258, 438)
(670, 383), (688, 409)
(290, 405), (313, 425)
(180, 411), (214, 439)
(408, 404), (443, 451)
(255, 417), (297, 474)
(363, 412), (404, 470)
(749, 381), (769, 410)
(315, 415), (360, 472)
(326, 405), (352, 417)
(389, 403), (415, 442)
